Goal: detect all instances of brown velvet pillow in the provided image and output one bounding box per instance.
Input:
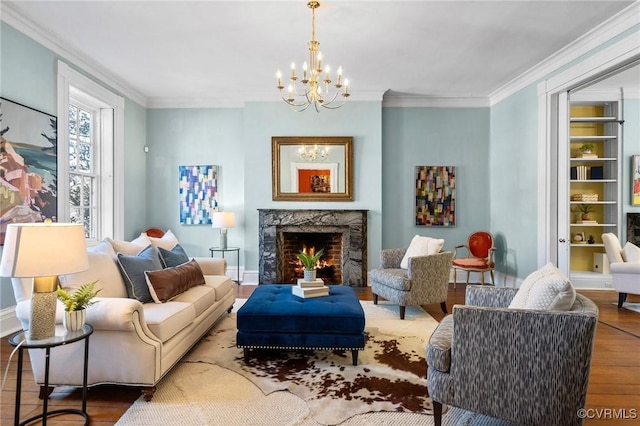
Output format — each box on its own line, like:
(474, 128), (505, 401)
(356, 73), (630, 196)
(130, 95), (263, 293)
(144, 259), (206, 303)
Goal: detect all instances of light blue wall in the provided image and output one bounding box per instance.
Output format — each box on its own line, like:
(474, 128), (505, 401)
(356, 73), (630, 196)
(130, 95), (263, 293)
(242, 102), (383, 271)
(0, 22), (147, 309)
(145, 108), (244, 257)
(489, 84), (540, 280)
(145, 102), (382, 273)
(622, 99), (640, 242)
(381, 107), (491, 255)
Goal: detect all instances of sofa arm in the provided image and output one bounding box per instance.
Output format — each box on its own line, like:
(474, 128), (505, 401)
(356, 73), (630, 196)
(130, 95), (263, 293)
(14, 297), (159, 337)
(450, 304), (598, 423)
(193, 257), (227, 276)
(380, 248), (406, 269)
(464, 285), (518, 308)
(609, 261), (640, 274)
(85, 297), (151, 332)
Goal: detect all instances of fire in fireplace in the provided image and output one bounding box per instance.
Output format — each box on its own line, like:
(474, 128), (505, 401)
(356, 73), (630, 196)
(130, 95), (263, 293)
(282, 232), (343, 284)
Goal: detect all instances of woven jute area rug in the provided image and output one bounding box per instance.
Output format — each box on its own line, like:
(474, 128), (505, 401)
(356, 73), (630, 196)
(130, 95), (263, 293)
(116, 300), (515, 425)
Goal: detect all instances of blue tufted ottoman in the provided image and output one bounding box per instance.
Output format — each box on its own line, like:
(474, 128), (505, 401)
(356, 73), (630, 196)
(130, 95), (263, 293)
(237, 285), (366, 365)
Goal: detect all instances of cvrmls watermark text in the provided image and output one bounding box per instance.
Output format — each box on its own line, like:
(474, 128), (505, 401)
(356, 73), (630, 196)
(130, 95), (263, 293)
(577, 408), (637, 420)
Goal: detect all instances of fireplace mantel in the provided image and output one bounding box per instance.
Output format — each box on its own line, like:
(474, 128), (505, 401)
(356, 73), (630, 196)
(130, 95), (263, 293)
(258, 209), (368, 286)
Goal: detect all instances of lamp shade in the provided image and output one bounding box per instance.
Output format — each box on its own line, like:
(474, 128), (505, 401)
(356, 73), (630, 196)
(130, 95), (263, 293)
(0, 223), (89, 277)
(211, 212), (236, 229)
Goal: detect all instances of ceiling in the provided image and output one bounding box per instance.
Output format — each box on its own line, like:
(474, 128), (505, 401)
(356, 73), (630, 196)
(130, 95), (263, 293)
(2, 1), (637, 107)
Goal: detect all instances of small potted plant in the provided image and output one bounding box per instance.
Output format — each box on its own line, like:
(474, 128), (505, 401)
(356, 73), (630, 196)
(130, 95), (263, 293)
(572, 204), (594, 221)
(296, 248), (324, 281)
(579, 143), (595, 155)
(57, 281), (100, 331)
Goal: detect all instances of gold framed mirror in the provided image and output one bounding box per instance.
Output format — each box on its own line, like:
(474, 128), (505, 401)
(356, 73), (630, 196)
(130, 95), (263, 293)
(272, 136), (353, 201)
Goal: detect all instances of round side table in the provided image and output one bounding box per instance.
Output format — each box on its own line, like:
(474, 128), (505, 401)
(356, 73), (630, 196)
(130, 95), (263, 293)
(10, 324), (93, 426)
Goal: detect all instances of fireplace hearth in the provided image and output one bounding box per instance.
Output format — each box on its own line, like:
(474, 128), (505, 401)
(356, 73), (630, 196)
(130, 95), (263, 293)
(258, 209), (367, 286)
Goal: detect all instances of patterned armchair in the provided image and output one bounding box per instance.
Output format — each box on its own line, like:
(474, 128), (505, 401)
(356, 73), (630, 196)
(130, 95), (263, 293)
(426, 285), (598, 426)
(368, 249), (453, 319)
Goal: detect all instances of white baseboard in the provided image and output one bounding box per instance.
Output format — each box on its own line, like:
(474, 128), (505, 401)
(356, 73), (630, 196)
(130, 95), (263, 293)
(1, 306), (22, 338)
(241, 270), (259, 285)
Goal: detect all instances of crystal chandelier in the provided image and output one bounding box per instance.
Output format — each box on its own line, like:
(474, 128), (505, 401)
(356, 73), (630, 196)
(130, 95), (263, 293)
(276, 1), (349, 112)
(298, 145), (329, 162)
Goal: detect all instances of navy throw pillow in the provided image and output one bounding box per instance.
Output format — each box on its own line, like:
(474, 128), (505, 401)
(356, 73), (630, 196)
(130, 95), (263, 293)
(158, 244), (190, 268)
(116, 245), (163, 303)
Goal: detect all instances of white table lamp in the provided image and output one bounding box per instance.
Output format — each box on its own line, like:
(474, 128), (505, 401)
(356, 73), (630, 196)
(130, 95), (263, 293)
(211, 212), (235, 250)
(0, 222), (89, 340)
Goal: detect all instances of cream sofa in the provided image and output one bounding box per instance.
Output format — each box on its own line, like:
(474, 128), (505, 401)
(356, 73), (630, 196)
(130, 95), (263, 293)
(11, 231), (235, 400)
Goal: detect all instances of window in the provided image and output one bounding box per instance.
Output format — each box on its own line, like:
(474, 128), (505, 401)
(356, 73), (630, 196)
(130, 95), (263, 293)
(68, 102), (98, 238)
(57, 61), (124, 243)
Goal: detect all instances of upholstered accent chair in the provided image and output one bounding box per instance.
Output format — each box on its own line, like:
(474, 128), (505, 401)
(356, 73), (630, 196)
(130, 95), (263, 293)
(368, 248), (453, 319)
(426, 285), (598, 426)
(452, 231), (496, 288)
(602, 232), (640, 307)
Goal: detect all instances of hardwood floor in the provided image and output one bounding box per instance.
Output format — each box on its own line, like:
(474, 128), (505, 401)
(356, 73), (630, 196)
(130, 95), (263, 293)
(1, 285), (638, 425)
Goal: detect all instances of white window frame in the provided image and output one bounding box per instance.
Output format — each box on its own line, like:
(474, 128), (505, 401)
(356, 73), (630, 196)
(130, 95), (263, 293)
(57, 60), (125, 243)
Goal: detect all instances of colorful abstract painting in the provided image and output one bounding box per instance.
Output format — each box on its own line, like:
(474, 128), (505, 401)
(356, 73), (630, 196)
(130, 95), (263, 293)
(0, 98), (58, 245)
(415, 166), (455, 226)
(179, 165), (219, 225)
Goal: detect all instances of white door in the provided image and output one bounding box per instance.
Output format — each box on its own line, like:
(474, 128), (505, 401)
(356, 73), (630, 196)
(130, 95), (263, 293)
(556, 91), (571, 274)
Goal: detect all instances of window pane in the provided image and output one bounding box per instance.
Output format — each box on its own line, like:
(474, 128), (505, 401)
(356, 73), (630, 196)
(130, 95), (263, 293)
(78, 143), (91, 172)
(79, 110), (91, 137)
(70, 208), (82, 224)
(69, 139), (78, 171)
(69, 174), (81, 207)
(82, 176), (91, 207)
(68, 105), (78, 135)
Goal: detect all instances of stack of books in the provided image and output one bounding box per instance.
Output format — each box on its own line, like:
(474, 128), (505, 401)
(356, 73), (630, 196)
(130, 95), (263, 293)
(292, 278), (329, 298)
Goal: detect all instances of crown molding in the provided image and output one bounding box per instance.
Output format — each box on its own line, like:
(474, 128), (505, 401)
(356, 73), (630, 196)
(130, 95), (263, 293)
(382, 94), (489, 108)
(146, 97), (246, 109)
(1, 2), (147, 107)
(489, 2), (640, 106)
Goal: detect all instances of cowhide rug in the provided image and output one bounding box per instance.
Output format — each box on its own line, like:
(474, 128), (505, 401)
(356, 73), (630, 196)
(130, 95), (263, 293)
(179, 300), (440, 425)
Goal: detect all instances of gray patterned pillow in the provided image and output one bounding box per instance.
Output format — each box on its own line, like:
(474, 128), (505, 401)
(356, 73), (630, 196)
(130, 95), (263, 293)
(509, 262), (576, 311)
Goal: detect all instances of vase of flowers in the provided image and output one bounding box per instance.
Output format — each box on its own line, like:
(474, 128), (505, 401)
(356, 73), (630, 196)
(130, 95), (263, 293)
(296, 248), (324, 281)
(57, 281), (100, 331)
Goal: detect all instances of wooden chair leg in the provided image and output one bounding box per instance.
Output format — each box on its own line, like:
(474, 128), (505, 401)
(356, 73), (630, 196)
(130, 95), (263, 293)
(399, 305), (406, 320)
(490, 270), (495, 285)
(433, 400), (443, 426)
(373, 294), (378, 304)
(440, 301), (447, 314)
(480, 271), (485, 285)
(465, 271), (470, 285)
(141, 386), (156, 401)
(453, 268), (457, 289)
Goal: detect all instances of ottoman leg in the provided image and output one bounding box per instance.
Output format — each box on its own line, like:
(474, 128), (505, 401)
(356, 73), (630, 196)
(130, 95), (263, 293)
(351, 350), (358, 366)
(243, 348), (250, 363)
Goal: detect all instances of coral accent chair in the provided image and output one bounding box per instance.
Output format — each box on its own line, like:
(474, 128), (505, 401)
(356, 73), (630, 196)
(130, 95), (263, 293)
(452, 231), (495, 288)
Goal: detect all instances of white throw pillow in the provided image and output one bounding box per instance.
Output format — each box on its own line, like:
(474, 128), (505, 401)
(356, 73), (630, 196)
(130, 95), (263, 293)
(147, 229), (180, 251)
(623, 242), (640, 263)
(509, 262), (576, 311)
(107, 233), (151, 256)
(400, 235), (444, 269)
(429, 238), (445, 254)
(59, 240), (128, 298)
